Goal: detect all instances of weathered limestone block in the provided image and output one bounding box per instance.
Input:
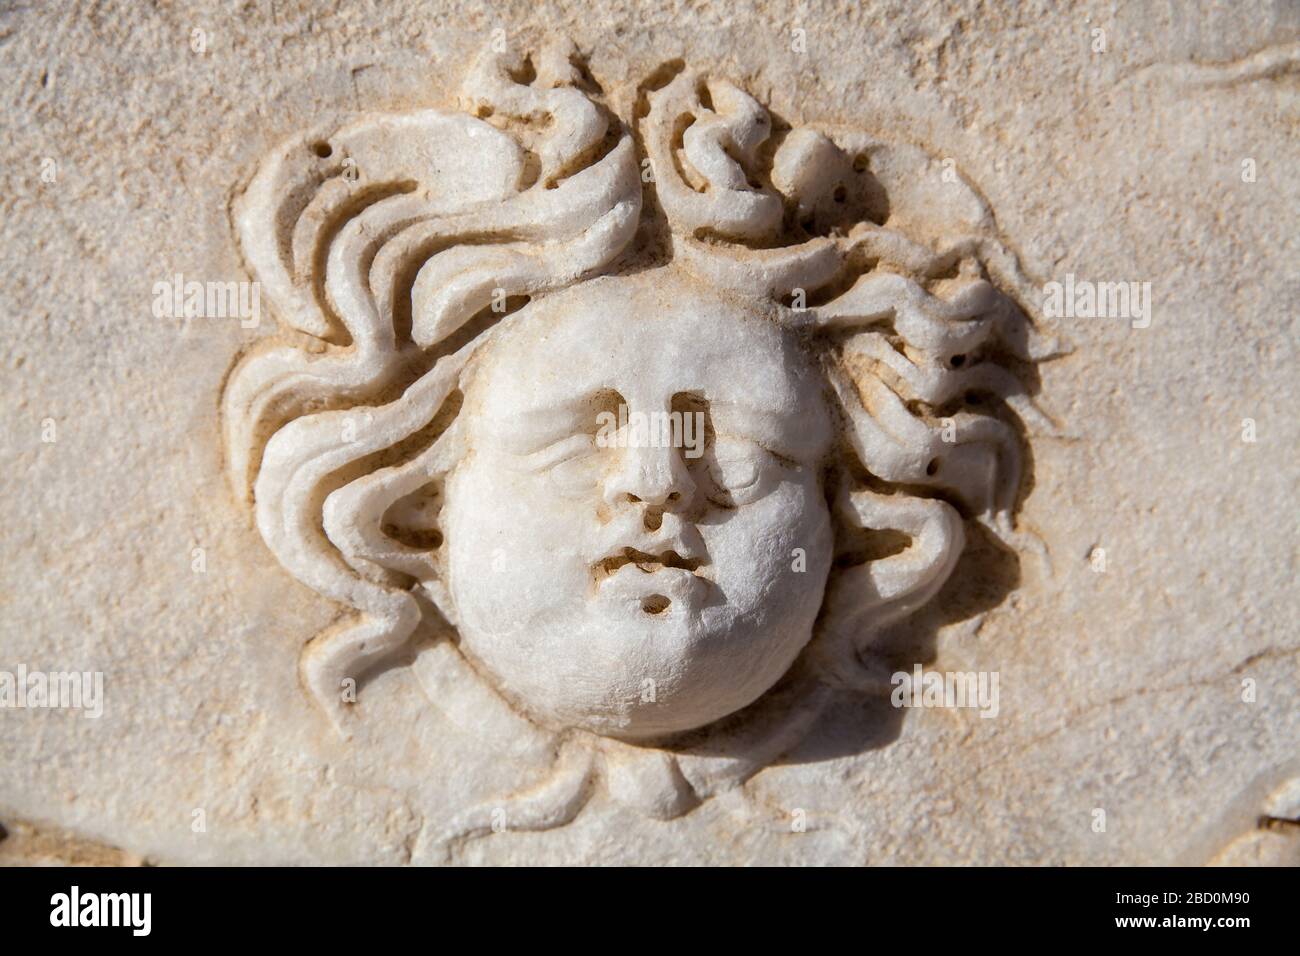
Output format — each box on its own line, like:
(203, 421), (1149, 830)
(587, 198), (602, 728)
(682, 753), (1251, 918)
(1, 2), (1296, 866)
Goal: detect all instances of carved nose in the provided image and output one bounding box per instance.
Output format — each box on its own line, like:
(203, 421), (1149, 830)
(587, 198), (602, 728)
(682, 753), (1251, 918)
(604, 443), (694, 512)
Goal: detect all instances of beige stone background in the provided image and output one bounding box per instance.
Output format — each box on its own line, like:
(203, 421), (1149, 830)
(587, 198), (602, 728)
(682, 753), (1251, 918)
(1, 0), (1297, 865)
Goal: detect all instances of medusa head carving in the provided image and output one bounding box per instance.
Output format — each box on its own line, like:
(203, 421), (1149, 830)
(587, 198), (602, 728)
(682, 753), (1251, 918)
(222, 42), (1062, 843)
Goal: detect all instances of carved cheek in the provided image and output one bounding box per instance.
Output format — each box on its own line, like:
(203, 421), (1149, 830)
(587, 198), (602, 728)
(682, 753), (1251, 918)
(445, 462), (593, 632)
(455, 453), (590, 550)
(703, 474), (832, 600)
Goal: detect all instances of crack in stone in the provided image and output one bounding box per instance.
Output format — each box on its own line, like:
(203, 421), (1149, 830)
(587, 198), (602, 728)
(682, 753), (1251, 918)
(963, 643), (1300, 776)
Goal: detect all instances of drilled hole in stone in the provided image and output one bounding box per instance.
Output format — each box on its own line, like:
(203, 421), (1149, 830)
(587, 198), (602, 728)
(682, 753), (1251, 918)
(852, 152), (870, 173)
(642, 594), (671, 615)
(508, 55), (537, 86)
(950, 353), (966, 368)
(833, 184), (847, 203)
(312, 141), (333, 158)
(926, 458), (941, 476)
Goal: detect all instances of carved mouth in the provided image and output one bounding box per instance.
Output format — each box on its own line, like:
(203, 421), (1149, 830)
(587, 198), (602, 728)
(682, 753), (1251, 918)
(591, 548), (710, 616)
(594, 547), (704, 579)
(641, 594), (671, 615)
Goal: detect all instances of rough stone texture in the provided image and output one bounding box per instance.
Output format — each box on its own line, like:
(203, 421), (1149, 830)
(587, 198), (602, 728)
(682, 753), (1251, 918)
(1, 1), (1297, 866)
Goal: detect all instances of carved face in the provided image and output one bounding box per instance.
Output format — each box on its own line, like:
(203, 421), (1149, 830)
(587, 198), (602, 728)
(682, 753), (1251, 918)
(443, 273), (834, 740)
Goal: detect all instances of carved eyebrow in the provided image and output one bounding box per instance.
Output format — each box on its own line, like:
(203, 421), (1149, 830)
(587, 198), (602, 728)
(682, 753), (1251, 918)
(485, 389), (623, 454)
(706, 399), (824, 461)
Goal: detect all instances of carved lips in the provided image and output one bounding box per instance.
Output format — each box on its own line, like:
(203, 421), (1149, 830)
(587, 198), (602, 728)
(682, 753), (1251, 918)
(592, 543), (709, 613)
(595, 547), (704, 577)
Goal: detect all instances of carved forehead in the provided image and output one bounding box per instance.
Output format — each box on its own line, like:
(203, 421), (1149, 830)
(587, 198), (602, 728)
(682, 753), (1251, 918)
(467, 274), (830, 441)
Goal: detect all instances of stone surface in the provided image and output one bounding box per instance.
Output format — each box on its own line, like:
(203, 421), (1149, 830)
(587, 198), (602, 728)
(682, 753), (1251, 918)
(1, 1), (1297, 866)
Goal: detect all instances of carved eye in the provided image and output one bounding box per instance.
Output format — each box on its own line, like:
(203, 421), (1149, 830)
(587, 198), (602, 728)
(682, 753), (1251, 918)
(711, 446), (759, 489)
(705, 437), (777, 506)
(537, 435), (603, 500)
(510, 392), (625, 499)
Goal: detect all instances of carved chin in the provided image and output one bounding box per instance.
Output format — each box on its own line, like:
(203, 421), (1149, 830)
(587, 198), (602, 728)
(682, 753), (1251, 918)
(452, 589), (824, 741)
